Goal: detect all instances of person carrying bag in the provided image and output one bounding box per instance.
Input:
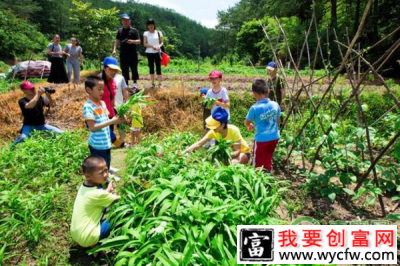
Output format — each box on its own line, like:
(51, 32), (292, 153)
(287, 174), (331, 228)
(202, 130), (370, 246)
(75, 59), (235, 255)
(143, 18), (165, 88)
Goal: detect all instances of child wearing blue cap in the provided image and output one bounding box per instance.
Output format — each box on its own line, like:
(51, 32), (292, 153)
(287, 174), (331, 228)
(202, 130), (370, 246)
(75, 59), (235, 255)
(245, 79), (281, 172)
(266, 62), (285, 111)
(183, 107), (250, 165)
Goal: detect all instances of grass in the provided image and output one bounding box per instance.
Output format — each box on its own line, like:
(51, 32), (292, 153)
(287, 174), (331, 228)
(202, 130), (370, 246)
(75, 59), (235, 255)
(91, 132), (289, 265)
(0, 131), (89, 265)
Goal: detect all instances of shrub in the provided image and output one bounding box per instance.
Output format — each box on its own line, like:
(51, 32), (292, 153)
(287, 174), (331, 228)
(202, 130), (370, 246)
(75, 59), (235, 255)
(0, 10), (47, 59)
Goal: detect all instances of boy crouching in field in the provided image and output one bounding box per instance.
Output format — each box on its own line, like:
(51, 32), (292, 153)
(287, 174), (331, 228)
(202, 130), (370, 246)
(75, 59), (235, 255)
(245, 79), (281, 173)
(83, 76), (124, 169)
(70, 156), (120, 248)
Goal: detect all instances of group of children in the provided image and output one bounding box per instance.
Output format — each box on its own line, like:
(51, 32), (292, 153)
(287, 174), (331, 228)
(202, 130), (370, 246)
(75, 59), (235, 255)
(12, 52), (285, 249)
(70, 59), (285, 249)
(185, 64), (284, 172)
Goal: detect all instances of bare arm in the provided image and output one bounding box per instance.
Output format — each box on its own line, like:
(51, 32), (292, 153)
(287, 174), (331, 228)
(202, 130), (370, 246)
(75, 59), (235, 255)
(123, 88), (130, 102)
(46, 93), (55, 107)
(86, 116), (123, 131)
(25, 88), (44, 109)
(79, 51), (84, 63)
(215, 99), (230, 109)
(231, 143), (241, 158)
(112, 39), (120, 56)
(244, 119), (254, 131)
(143, 36), (152, 48)
(129, 39), (141, 45)
(244, 119), (252, 127)
(183, 135), (210, 154)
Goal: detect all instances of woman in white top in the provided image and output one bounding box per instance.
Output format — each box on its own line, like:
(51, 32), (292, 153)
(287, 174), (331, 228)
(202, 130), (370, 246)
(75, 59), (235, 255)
(143, 18), (163, 88)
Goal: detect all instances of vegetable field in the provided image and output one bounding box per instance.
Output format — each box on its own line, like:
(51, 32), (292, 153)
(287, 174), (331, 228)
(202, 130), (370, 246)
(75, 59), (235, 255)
(90, 133), (288, 265)
(0, 81), (399, 265)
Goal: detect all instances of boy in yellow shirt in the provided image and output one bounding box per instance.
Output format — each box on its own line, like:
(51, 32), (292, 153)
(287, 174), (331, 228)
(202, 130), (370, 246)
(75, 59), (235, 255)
(183, 107), (250, 165)
(70, 156), (120, 247)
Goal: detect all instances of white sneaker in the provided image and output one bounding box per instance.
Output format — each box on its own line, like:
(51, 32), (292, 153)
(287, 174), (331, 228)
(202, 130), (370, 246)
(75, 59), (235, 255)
(133, 83), (138, 89)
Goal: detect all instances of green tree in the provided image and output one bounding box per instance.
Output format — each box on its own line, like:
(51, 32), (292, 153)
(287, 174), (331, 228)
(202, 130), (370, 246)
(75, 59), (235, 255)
(70, 0), (119, 62)
(236, 16), (302, 65)
(0, 0), (41, 20)
(0, 10), (47, 60)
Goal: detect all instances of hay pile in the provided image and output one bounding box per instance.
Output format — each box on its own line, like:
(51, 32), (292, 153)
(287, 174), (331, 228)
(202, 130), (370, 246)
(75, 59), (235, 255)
(0, 79), (203, 142)
(142, 85), (203, 134)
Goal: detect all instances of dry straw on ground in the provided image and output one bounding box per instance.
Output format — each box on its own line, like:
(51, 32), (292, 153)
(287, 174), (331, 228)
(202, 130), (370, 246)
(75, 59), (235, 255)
(0, 79), (203, 141)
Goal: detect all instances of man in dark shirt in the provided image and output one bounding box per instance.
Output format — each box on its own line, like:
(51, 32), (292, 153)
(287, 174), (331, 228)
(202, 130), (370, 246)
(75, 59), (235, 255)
(14, 81), (63, 144)
(112, 14), (141, 89)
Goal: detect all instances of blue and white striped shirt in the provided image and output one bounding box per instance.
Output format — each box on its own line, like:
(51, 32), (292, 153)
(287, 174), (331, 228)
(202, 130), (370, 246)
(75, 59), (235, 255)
(83, 100), (111, 150)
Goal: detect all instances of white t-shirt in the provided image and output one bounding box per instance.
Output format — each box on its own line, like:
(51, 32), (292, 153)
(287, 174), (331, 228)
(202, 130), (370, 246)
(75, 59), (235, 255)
(114, 74), (128, 106)
(205, 87), (230, 119)
(144, 30), (163, 53)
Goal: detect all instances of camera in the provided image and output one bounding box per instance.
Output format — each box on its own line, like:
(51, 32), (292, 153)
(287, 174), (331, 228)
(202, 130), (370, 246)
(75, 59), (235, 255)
(44, 87), (56, 94)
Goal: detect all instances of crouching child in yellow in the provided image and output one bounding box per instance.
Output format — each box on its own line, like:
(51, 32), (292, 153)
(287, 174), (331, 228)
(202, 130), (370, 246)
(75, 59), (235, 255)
(70, 156), (120, 247)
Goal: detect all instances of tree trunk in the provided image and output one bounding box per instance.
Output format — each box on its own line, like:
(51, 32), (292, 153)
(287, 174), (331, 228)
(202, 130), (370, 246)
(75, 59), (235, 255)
(373, 0), (379, 43)
(330, 0), (338, 28)
(353, 0), (361, 35)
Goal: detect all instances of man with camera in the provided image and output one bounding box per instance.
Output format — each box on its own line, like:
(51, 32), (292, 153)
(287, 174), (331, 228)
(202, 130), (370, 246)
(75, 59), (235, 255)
(14, 81), (63, 145)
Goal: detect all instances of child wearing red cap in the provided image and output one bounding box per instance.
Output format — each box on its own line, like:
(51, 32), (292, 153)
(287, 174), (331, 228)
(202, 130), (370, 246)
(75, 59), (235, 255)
(204, 70), (230, 122)
(13, 81), (63, 145)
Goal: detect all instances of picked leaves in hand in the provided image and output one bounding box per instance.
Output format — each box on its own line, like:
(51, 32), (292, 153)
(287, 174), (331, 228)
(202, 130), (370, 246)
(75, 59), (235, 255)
(115, 90), (152, 118)
(202, 98), (216, 109)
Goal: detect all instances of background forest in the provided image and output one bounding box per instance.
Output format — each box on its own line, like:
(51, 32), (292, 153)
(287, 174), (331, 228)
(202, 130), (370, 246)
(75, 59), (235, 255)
(0, 0), (399, 76)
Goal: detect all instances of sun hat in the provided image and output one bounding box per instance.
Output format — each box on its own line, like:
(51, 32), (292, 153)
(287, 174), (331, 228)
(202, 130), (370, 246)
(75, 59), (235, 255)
(205, 107), (228, 129)
(20, 81), (35, 90)
(103, 57), (121, 71)
(209, 70), (222, 79)
(267, 62), (278, 71)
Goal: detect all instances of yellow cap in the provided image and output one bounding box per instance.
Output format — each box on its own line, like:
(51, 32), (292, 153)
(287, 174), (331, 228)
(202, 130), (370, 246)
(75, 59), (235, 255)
(205, 116), (221, 130)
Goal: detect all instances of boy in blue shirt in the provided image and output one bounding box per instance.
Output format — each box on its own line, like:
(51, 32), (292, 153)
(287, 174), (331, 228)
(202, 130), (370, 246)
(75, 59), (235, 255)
(244, 79), (281, 172)
(83, 76), (124, 169)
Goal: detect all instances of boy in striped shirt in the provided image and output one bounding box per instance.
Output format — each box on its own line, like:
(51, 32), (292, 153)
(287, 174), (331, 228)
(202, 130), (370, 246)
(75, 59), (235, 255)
(83, 76), (124, 169)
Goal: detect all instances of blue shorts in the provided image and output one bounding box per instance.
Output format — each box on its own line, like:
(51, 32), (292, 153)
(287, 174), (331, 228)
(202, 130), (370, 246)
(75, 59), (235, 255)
(89, 146), (111, 170)
(99, 220), (111, 240)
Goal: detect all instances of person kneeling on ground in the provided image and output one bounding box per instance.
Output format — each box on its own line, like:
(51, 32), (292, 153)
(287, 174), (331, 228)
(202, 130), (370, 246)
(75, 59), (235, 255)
(70, 156), (120, 248)
(14, 81), (63, 145)
(182, 107), (251, 165)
